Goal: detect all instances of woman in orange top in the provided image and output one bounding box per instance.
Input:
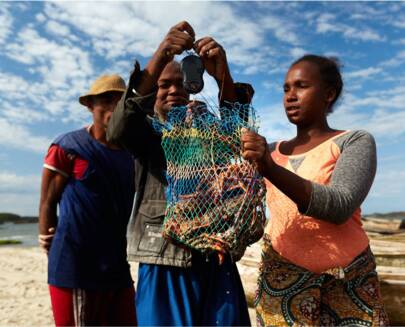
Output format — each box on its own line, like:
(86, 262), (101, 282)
(241, 55), (388, 326)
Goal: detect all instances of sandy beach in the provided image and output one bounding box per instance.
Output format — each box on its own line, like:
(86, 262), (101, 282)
(1, 223), (404, 326)
(0, 246), (53, 326)
(0, 245), (257, 326)
(0, 246), (141, 326)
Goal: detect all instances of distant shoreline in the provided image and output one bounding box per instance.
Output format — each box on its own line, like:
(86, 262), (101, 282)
(1, 211), (405, 225)
(0, 213), (38, 225)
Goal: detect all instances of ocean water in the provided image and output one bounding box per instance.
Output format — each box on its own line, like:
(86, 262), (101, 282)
(0, 222), (39, 247)
(0, 215), (400, 248)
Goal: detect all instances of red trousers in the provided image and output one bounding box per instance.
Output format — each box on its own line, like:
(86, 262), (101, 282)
(49, 285), (137, 326)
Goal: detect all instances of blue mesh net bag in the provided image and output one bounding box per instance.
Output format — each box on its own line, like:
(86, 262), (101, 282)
(153, 103), (265, 262)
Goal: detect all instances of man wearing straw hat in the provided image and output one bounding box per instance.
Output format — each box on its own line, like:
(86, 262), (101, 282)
(39, 74), (137, 326)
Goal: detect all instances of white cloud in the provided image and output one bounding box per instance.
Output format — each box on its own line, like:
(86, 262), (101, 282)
(381, 50), (405, 67)
(330, 89), (405, 138)
(345, 67), (382, 79)
(0, 172), (41, 193)
(0, 118), (51, 153)
(3, 26), (94, 124)
(343, 28), (383, 42)
(42, 2), (274, 73)
(290, 47), (307, 59)
(393, 38), (405, 45)
(0, 1), (404, 216)
(262, 80), (278, 91)
(104, 60), (134, 81)
(369, 167), (405, 198)
(231, 46), (275, 75)
(392, 20), (405, 29)
(362, 110), (405, 137)
(6, 27), (93, 89)
(1, 101), (48, 124)
(0, 71), (33, 101)
(316, 12), (385, 42)
(259, 14), (299, 45)
(39, 2), (302, 78)
(45, 20), (79, 43)
(365, 85), (405, 98)
(14, 2), (30, 12)
(364, 163), (405, 214)
(355, 85), (405, 111)
(46, 20), (70, 37)
(43, 2), (261, 59)
(316, 13), (338, 34)
(36, 13), (46, 23)
(0, 5), (13, 44)
(0, 193), (40, 216)
(257, 103), (295, 142)
(350, 13), (367, 20)
(201, 74), (220, 105)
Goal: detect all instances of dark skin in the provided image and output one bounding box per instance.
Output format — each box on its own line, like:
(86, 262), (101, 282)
(136, 21), (238, 112)
(241, 61), (343, 213)
(39, 22), (235, 251)
(155, 61), (189, 120)
(38, 91), (123, 253)
(86, 91), (123, 147)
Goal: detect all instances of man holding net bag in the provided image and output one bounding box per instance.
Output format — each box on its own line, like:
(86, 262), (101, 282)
(107, 21), (263, 326)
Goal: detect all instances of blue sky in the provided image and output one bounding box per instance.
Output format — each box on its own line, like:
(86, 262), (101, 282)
(0, 1), (404, 216)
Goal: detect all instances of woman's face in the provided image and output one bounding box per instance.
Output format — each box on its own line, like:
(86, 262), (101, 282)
(283, 61), (332, 127)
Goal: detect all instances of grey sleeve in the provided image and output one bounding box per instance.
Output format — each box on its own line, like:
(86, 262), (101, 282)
(303, 130), (377, 225)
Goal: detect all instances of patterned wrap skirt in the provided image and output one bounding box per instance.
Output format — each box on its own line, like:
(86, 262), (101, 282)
(255, 237), (389, 326)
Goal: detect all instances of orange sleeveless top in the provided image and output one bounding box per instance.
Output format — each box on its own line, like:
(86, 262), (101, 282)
(265, 132), (370, 273)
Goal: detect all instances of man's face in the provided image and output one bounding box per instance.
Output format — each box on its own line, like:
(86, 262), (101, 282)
(155, 61), (189, 120)
(88, 91), (123, 129)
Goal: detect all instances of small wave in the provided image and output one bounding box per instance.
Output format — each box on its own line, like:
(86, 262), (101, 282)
(0, 235), (24, 240)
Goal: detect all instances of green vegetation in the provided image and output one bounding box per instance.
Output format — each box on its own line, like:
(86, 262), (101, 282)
(0, 213), (20, 224)
(0, 239), (22, 245)
(0, 213), (38, 224)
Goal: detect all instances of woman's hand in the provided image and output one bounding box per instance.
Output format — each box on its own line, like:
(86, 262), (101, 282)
(241, 128), (269, 165)
(241, 128), (313, 212)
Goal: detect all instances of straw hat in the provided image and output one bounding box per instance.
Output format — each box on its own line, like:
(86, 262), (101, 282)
(79, 74), (126, 106)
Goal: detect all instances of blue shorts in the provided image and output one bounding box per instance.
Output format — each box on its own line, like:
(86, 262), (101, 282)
(135, 253), (251, 326)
